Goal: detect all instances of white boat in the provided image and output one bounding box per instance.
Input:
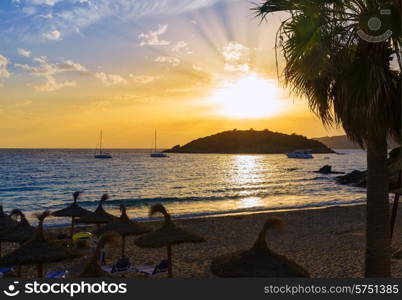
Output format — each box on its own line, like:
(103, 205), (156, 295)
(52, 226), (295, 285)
(94, 131), (112, 159)
(286, 149), (313, 159)
(150, 130), (167, 158)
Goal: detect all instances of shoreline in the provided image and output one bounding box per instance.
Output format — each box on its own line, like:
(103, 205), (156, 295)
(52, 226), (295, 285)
(43, 199), (368, 228)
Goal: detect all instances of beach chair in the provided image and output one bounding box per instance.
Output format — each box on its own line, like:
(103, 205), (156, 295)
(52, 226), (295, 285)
(45, 270), (69, 278)
(136, 260), (169, 277)
(101, 257), (136, 275)
(0, 267), (14, 278)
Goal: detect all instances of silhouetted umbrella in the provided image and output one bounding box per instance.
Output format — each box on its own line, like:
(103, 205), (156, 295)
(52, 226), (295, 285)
(0, 211), (81, 278)
(77, 194), (118, 228)
(0, 205), (16, 231)
(0, 209), (36, 258)
(210, 217), (310, 277)
(94, 205), (151, 257)
(0, 206), (17, 256)
(52, 192), (91, 242)
(134, 204), (205, 277)
(79, 231), (120, 277)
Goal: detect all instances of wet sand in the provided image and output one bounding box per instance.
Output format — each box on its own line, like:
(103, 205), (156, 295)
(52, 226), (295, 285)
(1, 204), (402, 278)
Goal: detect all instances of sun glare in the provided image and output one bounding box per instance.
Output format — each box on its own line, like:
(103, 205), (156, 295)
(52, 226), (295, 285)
(210, 73), (283, 119)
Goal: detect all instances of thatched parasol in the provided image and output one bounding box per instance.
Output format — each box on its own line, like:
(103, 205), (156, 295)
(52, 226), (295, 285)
(79, 231), (120, 277)
(0, 206), (17, 256)
(0, 209), (36, 258)
(77, 194), (118, 228)
(0, 211), (81, 278)
(134, 204), (205, 277)
(0, 205), (17, 231)
(94, 205), (151, 257)
(210, 217), (310, 277)
(52, 192), (91, 242)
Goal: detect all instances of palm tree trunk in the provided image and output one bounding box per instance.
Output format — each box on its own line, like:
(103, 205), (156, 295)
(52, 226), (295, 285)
(365, 128), (391, 277)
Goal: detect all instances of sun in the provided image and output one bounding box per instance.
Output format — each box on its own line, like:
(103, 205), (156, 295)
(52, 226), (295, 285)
(210, 73), (283, 119)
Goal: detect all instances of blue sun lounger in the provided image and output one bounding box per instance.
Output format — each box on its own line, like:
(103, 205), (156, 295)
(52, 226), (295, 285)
(45, 270), (69, 278)
(136, 260), (168, 277)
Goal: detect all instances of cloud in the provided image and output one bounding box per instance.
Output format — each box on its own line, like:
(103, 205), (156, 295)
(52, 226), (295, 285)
(32, 75), (76, 92)
(17, 48), (31, 57)
(15, 55), (126, 91)
(171, 41), (191, 54)
(9, 1), (240, 40)
(129, 74), (160, 84)
(222, 41), (250, 73)
(42, 30), (62, 40)
(0, 54), (10, 78)
(154, 56), (180, 66)
(224, 63), (249, 73)
(192, 64), (202, 71)
(222, 41), (249, 61)
(139, 24), (170, 47)
(95, 72), (127, 86)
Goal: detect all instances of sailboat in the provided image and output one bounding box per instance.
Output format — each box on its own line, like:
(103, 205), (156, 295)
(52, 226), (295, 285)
(150, 130), (167, 158)
(94, 131), (112, 159)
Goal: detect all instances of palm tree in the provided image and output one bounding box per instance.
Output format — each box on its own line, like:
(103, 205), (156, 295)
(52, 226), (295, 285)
(254, 0), (401, 277)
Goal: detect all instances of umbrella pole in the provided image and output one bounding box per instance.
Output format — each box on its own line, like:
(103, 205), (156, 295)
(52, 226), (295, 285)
(0, 241), (1, 256)
(17, 266), (22, 277)
(121, 236), (125, 258)
(37, 263), (43, 278)
(167, 245), (172, 278)
(71, 216), (75, 245)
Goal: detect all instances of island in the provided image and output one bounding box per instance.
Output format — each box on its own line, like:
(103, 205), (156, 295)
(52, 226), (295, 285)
(164, 129), (335, 154)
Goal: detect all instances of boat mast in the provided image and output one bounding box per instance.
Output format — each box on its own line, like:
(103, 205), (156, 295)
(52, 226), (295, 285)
(99, 131), (103, 154)
(154, 129), (157, 153)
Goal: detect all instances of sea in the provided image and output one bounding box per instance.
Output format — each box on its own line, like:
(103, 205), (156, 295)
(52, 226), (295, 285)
(0, 149), (367, 226)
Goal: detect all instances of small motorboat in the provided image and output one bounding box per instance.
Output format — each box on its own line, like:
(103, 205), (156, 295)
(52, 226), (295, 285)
(286, 149), (313, 159)
(150, 153), (167, 158)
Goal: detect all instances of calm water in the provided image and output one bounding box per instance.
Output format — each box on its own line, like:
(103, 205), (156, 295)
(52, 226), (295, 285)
(0, 149), (367, 225)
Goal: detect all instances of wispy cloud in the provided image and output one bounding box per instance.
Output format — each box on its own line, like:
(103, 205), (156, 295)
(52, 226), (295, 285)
(32, 76), (76, 92)
(139, 24), (170, 47)
(154, 56), (180, 66)
(171, 41), (191, 54)
(17, 48), (31, 57)
(15, 55), (127, 91)
(222, 41), (250, 73)
(95, 72), (127, 86)
(129, 74), (160, 84)
(8, 1), (240, 40)
(0, 54), (10, 79)
(42, 30), (62, 40)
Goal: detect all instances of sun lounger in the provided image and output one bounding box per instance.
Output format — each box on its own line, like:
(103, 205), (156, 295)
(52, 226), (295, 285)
(45, 270), (69, 278)
(101, 257), (136, 275)
(136, 259), (168, 277)
(0, 267), (14, 278)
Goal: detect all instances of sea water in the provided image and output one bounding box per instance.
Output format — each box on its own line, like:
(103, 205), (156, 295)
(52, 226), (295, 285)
(0, 149), (366, 226)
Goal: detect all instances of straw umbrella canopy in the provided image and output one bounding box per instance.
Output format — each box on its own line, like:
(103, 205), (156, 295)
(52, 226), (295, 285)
(134, 204), (205, 277)
(0, 211), (81, 278)
(210, 217), (310, 277)
(94, 204), (151, 257)
(52, 191), (91, 241)
(79, 231), (120, 277)
(0, 205), (17, 231)
(77, 194), (118, 228)
(0, 209), (35, 257)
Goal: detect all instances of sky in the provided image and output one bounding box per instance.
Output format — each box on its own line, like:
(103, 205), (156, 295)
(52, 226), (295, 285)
(0, 0), (344, 148)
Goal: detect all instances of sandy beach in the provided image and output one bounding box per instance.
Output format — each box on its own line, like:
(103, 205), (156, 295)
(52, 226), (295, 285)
(1, 204), (401, 278)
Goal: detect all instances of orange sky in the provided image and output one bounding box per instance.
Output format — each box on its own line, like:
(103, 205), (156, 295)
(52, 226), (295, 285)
(0, 0), (344, 148)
